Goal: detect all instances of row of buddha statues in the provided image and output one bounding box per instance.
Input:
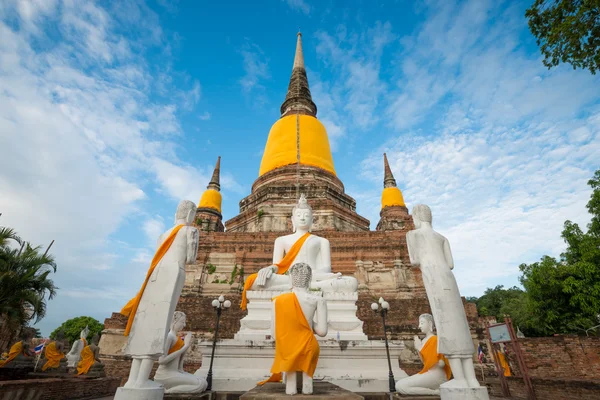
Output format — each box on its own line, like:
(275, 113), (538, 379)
(0, 327), (104, 377)
(111, 196), (486, 398)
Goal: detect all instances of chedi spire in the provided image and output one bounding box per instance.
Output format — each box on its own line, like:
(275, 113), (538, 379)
(207, 156), (221, 191)
(383, 153), (397, 188)
(280, 32), (317, 118)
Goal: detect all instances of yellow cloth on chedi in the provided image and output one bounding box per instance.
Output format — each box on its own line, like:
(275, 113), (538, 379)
(76, 345), (95, 375)
(496, 352), (511, 376)
(418, 336), (452, 380)
(241, 232), (311, 310)
(42, 342), (64, 371)
(258, 292), (320, 385)
(120, 224), (185, 336)
(168, 337), (185, 354)
(0, 341), (22, 368)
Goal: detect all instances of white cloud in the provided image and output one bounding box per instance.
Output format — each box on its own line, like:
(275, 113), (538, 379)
(198, 111), (211, 121)
(283, 0), (310, 15)
(143, 216), (165, 246)
(239, 41), (270, 103)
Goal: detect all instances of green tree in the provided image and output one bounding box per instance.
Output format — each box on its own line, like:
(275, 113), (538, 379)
(469, 285), (531, 331)
(0, 226), (58, 331)
(526, 0), (600, 74)
(518, 170), (600, 336)
(50, 316), (104, 345)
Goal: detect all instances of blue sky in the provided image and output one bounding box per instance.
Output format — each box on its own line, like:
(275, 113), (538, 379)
(0, 0), (598, 336)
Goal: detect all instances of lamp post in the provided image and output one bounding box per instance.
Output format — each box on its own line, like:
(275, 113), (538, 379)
(371, 297), (395, 393)
(206, 295), (231, 391)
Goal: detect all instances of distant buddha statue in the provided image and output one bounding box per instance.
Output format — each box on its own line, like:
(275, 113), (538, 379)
(76, 334), (105, 377)
(407, 204), (479, 388)
(41, 330), (67, 372)
(118, 200), (199, 391)
(396, 314), (451, 395)
(258, 263), (328, 395)
(0, 331), (34, 369)
(241, 194), (358, 309)
(66, 325), (89, 368)
(154, 311), (207, 393)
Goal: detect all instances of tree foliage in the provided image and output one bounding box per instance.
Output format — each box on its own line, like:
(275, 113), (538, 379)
(50, 316), (104, 345)
(0, 225), (58, 334)
(526, 0), (600, 74)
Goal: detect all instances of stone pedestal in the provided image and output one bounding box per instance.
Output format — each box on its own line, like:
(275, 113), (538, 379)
(113, 386), (164, 400)
(440, 387), (490, 400)
(236, 290), (367, 341)
(194, 338), (407, 392)
(240, 382), (364, 399)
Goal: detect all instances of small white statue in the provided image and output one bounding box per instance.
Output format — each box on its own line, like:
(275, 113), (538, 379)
(407, 204), (479, 388)
(242, 194), (357, 308)
(154, 312), (207, 393)
(396, 314), (451, 395)
(261, 262), (328, 395)
(66, 325), (89, 368)
(121, 200), (199, 390)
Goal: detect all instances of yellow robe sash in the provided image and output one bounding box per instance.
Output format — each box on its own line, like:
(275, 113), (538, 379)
(121, 224), (185, 336)
(76, 345), (95, 375)
(496, 351), (511, 376)
(0, 341), (22, 368)
(419, 335), (452, 380)
(42, 341), (65, 371)
(168, 337), (185, 354)
(258, 292), (320, 385)
(241, 232), (311, 310)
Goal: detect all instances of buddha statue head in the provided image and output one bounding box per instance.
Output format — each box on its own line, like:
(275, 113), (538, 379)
(418, 313), (434, 335)
(290, 262), (312, 289)
(291, 194), (313, 232)
(412, 204), (432, 229)
(91, 334), (100, 346)
(80, 325), (90, 340)
(171, 311), (187, 334)
(175, 200), (197, 225)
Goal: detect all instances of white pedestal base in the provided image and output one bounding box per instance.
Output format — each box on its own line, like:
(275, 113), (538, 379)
(195, 338), (407, 393)
(113, 386), (164, 400)
(440, 386), (490, 400)
(235, 290), (368, 341)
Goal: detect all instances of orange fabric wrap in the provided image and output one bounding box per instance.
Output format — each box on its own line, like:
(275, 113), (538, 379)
(418, 336), (452, 380)
(121, 224), (185, 336)
(240, 233), (311, 310)
(42, 342), (64, 371)
(496, 352), (511, 376)
(168, 337), (185, 354)
(0, 341), (22, 368)
(76, 346), (95, 375)
(257, 292), (320, 385)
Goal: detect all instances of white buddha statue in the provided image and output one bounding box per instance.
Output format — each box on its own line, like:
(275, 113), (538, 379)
(407, 204), (479, 389)
(117, 200), (199, 393)
(259, 262), (328, 395)
(66, 325), (89, 368)
(154, 312), (207, 394)
(241, 194), (357, 309)
(396, 314), (451, 395)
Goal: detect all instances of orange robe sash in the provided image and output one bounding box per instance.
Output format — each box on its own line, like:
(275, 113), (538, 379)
(241, 232), (311, 310)
(42, 342), (64, 371)
(0, 341), (22, 368)
(168, 337), (185, 354)
(121, 224), (185, 336)
(418, 335), (452, 380)
(76, 345), (95, 375)
(257, 292), (320, 385)
(496, 352), (511, 376)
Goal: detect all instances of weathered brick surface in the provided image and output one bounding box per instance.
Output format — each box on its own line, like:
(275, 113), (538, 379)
(487, 376), (600, 400)
(0, 376), (120, 400)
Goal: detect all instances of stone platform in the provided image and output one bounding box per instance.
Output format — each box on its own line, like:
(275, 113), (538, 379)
(240, 382), (364, 400)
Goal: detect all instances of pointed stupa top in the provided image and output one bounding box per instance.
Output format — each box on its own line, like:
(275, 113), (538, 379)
(207, 156), (221, 191)
(383, 153), (397, 188)
(280, 32), (317, 118)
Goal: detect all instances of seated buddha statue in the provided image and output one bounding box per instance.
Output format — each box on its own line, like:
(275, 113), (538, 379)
(76, 334), (105, 377)
(41, 330), (67, 373)
(241, 194), (358, 309)
(396, 314), (452, 395)
(66, 325), (89, 368)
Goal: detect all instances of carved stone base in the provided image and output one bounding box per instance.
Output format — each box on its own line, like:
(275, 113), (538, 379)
(440, 386), (490, 400)
(114, 386), (164, 400)
(235, 290), (367, 341)
(240, 382), (364, 399)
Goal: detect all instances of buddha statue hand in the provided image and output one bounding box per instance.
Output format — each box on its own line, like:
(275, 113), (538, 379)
(414, 335), (422, 350)
(438, 359), (445, 368)
(183, 332), (193, 348)
(255, 265), (278, 286)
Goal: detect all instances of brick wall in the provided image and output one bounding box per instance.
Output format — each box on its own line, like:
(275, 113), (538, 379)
(487, 377), (600, 400)
(0, 377), (120, 400)
(518, 336), (600, 380)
